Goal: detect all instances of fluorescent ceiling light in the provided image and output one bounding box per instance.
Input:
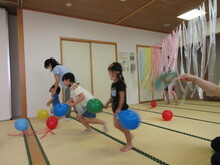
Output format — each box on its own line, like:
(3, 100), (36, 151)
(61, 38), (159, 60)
(177, 9), (206, 20)
(65, 2), (72, 7)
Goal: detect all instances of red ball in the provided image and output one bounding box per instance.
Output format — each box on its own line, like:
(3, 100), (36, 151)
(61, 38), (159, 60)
(46, 116), (58, 130)
(151, 101), (157, 107)
(162, 110), (173, 121)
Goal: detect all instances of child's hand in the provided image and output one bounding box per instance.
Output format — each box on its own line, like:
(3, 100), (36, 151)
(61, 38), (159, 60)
(46, 102), (50, 107)
(180, 74), (194, 82)
(69, 103), (75, 107)
(115, 109), (120, 114)
(114, 109), (120, 119)
(104, 103), (109, 109)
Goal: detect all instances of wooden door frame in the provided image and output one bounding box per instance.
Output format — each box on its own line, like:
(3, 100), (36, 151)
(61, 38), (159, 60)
(60, 37), (118, 100)
(136, 45), (164, 103)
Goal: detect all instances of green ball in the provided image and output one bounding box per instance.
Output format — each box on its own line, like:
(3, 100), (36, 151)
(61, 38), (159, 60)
(86, 98), (103, 113)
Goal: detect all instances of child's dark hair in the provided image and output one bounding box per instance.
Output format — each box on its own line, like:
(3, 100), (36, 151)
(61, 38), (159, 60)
(44, 57), (60, 70)
(51, 85), (61, 95)
(108, 62), (126, 85)
(62, 72), (76, 84)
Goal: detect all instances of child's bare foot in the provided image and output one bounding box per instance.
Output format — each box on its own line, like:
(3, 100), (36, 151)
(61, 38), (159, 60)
(175, 102), (179, 106)
(120, 143), (133, 152)
(166, 102), (170, 105)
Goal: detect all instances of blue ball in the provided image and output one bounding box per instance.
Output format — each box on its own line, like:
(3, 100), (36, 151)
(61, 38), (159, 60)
(54, 103), (69, 117)
(14, 118), (28, 131)
(118, 110), (140, 130)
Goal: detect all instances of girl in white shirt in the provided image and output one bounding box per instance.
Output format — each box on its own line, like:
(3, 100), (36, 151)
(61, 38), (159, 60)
(62, 73), (108, 132)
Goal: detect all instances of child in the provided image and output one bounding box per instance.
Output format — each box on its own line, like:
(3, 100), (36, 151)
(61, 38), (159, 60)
(163, 56), (178, 105)
(164, 84), (178, 105)
(104, 62), (133, 152)
(46, 85), (61, 113)
(62, 73), (108, 133)
(180, 74), (220, 97)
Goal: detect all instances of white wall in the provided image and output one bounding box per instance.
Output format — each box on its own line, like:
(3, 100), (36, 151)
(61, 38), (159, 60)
(0, 8), (12, 120)
(8, 15), (21, 117)
(23, 10), (166, 117)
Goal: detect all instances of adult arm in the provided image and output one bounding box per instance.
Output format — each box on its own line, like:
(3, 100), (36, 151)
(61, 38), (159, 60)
(53, 74), (60, 92)
(180, 74), (220, 97)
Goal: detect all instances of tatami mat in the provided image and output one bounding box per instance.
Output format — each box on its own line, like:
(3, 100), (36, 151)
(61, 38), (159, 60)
(1, 100), (219, 165)
(0, 120), (28, 165)
(92, 111), (212, 165)
(29, 116), (158, 165)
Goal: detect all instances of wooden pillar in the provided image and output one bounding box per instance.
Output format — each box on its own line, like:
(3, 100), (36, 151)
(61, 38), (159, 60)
(17, 9), (27, 118)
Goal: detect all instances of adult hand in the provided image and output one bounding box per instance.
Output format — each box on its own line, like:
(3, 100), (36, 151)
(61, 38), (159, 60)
(180, 74), (195, 82)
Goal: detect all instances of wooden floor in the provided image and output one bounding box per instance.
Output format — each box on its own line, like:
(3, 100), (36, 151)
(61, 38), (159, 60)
(1, 100), (220, 165)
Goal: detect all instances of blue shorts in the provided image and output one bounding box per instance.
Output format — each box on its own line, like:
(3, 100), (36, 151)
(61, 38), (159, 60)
(82, 110), (96, 118)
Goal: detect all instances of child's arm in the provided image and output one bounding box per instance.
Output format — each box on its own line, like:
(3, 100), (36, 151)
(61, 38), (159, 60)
(115, 91), (125, 114)
(180, 74), (220, 97)
(68, 93), (85, 107)
(66, 97), (73, 104)
(104, 98), (112, 109)
(46, 97), (54, 107)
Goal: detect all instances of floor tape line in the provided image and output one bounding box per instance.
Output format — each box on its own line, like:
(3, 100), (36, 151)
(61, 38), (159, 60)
(70, 116), (170, 165)
(102, 111), (212, 142)
(130, 107), (220, 125)
(23, 132), (33, 165)
(143, 103), (220, 114)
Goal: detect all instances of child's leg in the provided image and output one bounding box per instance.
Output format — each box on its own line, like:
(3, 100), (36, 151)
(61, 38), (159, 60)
(77, 115), (91, 130)
(84, 118), (104, 124)
(114, 116), (133, 152)
(84, 118), (108, 132)
(164, 90), (170, 104)
(171, 90), (178, 104)
(82, 111), (108, 132)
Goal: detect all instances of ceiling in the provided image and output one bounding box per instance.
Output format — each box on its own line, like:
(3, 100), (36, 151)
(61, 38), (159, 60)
(0, 0), (219, 33)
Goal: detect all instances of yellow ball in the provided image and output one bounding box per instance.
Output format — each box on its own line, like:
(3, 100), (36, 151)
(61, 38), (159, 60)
(37, 109), (48, 120)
